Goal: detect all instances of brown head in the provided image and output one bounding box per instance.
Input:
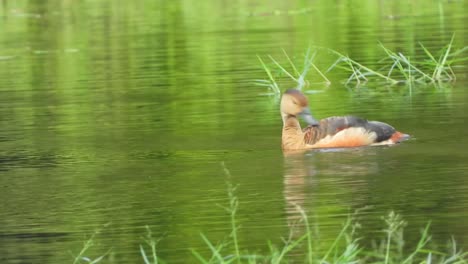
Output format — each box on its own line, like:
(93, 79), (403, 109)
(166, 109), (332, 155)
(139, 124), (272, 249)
(280, 89), (319, 126)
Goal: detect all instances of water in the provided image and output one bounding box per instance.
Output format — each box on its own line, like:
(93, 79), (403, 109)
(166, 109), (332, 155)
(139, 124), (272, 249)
(0, 0), (467, 263)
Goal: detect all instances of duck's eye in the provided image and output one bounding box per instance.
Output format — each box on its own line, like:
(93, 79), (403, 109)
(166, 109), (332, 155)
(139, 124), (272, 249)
(293, 101), (298, 105)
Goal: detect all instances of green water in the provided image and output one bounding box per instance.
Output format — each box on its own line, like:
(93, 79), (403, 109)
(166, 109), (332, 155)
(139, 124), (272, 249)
(1, 0), (467, 263)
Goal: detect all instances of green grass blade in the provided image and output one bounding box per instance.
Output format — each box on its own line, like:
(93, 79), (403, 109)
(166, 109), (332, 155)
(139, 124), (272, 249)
(140, 245), (151, 264)
(200, 233), (226, 263)
(302, 47), (314, 74)
(191, 249), (211, 264)
(273, 233), (308, 264)
(282, 48), (301, 77)
(295, 205), (313, 263)
(447, 46), (468, 58)
(326, 57), (345, 73)
(402, 222), (432, 264)
(435, 34), (455, 80)
(379, 43), (411, 81)
(387, 60), (399, 78)
(257, 55), (280, 94)
(420, 43), (446, 80)
(89, 249), (111, 264)
(72, 234), (96, 264)
(448, 57), (468, 63)
(268, 55), (298, 81)
(329, 48), (398, 84)
(320, 215), (353, 263)
(420, 42), (438, 64)
(309, 59), (331, 85)
(426, 252), (432, 264)
(398, 52), (433, 81)
(253, 81), (275, 87)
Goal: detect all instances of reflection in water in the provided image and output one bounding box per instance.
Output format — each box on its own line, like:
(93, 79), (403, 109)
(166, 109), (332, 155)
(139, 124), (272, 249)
(283, 148), (381, 236)
(0, 0), (467, 262)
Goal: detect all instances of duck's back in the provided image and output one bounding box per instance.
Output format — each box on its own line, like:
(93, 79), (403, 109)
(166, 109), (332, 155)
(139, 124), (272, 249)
(303, 116), (406, 148)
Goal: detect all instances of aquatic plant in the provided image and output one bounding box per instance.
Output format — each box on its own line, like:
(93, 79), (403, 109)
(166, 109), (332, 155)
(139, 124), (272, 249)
(256, 36), (467, 93)
(255, 55), (281, 95)
(327, 48), (400, 85)
(255, 48), (330, 96)
(140, 226), (165, 264)
(330, 37), (468, 85)
(70, 229), (110, 264)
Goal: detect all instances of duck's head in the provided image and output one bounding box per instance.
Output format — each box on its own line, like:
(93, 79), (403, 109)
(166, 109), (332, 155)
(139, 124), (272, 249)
(280, 89), (319, 126)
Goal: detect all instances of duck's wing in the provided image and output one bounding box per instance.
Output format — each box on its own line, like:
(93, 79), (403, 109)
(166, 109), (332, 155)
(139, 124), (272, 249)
(303, 116), (403, 148)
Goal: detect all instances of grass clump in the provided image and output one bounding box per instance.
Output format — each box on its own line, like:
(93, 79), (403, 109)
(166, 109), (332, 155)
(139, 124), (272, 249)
(255, 48), (331, 96)
(331, 37), (468, 86)
(327, 48), (400, 85)
(256, 36), (467, 93)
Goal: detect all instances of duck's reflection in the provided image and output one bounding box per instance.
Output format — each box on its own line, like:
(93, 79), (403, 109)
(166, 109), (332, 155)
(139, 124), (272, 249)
(283, 147), (381, 234)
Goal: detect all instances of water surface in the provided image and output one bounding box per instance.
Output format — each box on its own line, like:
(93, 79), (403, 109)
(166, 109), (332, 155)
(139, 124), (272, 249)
(1, 1), (467, 263)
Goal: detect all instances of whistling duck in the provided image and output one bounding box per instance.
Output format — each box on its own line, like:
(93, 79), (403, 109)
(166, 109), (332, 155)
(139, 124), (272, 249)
(281, 89), (409, 150)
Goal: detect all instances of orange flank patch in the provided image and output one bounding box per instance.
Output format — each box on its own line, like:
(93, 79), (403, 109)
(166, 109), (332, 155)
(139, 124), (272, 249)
(390, 131), (410, 143)
(309, 127), (377, 149)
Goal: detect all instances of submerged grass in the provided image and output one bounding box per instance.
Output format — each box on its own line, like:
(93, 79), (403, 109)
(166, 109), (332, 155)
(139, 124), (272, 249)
(256, 36), (467, 94)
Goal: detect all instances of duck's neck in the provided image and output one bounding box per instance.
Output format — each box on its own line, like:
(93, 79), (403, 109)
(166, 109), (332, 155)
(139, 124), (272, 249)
(281, 113), (306, 150)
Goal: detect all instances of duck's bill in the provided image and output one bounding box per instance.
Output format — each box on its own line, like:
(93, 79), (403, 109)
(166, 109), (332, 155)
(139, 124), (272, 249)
(299, 108), (319, 126)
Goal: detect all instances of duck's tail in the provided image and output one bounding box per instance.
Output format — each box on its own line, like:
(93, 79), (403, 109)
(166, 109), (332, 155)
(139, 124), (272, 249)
(390, 131), (410, 143)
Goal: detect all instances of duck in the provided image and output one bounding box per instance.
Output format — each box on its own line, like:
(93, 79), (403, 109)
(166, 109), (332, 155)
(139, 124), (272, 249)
(280, 89), (409, 150)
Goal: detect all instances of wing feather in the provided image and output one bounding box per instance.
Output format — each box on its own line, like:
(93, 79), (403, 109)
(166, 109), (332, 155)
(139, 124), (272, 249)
(303, 116), (396, 145)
